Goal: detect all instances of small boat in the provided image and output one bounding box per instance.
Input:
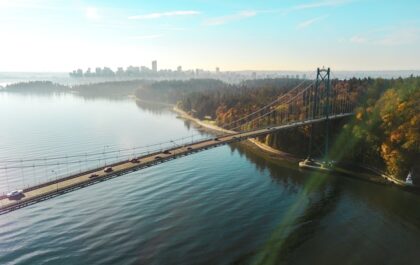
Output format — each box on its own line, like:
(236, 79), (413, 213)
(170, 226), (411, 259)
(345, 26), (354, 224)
(406, 171), (414, 186)
(299, 158), (333, 172)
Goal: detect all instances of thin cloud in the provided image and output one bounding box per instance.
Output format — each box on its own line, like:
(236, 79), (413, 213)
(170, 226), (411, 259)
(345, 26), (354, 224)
(204, 10), (257, 26)
(297, 15), (328, 29)
(350, 28), (420, 46)
(377, 28), (420, 45)
(350, 35), (367, 44)
(85, 7), (100, 21)
(128, 10), (200, 20)
(0, 0), (62, 10)
(293, 0), (351, 10)
(130, 34), (164, 40)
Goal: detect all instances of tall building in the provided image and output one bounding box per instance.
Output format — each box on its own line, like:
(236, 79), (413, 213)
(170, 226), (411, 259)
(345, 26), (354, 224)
(177, 66), (182, 72)
(215, 67), (220, 73)
(95, 67), (102, 76)
(152, 60), (157, 72)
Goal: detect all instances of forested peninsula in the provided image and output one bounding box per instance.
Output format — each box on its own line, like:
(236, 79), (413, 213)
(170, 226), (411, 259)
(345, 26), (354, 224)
(136, 77), (419, 182)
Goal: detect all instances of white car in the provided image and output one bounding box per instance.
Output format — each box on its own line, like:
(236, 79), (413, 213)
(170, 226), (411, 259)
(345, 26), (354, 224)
(7, 190), (23, 198)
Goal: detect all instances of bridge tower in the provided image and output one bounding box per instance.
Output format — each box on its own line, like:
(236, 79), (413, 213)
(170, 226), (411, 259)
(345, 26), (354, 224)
(307, 67), (331, 161)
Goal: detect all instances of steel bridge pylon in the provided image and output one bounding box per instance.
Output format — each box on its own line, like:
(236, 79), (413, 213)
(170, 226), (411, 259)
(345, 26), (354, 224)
(307, 67), (331, 161)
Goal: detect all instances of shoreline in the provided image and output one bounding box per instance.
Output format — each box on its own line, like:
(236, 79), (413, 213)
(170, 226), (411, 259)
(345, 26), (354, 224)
(172, 106), (298, 162)
(139, 98), (416, 190)
(133, 97), (175, 107)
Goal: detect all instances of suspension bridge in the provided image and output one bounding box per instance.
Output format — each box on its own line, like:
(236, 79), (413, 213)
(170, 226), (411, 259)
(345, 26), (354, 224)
(0, 68), (355, 215)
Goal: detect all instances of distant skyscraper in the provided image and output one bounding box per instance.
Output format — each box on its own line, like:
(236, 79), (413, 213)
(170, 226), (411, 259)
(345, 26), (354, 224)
(252, 72), (257, 79)
(152, 60), (157, 72)
(95, 67), (102, 76)
(177, 66), (182, 72)
(215, 67), (220, 73)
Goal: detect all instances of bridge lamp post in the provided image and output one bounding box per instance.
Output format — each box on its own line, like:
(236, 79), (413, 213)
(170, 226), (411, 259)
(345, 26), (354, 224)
(170, 140), (177, 149)
(52, 170), (58, 192)
(103, 145), (109, 166)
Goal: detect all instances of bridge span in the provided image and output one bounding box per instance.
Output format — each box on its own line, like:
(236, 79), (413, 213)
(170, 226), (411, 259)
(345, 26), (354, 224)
(0, 113), (351, 215)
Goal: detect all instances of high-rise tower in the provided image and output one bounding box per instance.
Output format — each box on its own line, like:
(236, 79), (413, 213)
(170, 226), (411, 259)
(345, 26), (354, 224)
(152, 60), (157, 72)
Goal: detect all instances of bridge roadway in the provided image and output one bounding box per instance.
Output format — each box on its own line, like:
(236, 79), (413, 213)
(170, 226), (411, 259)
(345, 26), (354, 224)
(0, 113), (352, 215)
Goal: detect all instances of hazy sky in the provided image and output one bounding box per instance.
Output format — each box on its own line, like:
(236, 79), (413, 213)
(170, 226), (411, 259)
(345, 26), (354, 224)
(0, 0), (419, 72)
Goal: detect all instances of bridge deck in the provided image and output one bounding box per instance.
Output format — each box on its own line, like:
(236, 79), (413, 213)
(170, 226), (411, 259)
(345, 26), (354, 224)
(0, 113), (352, 214)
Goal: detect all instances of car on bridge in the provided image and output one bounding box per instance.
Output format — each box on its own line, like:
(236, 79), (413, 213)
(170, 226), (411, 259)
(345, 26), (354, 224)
(154, 156), (162, 160)
(89, 173), (99, 179)
(129, 158), (139, 163)
(163, 150), (171, 154)
(7, 190), (23, 198)
(104, 167), (113, 173)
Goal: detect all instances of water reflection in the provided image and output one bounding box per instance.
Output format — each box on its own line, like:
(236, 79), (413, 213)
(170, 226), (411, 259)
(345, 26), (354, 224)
(229, 143), (306, 187)
(230, 140), (420, 229)
(134, 100), (172, 115)
(217, 141), (420, 265)
(1, 91), (420, 265)
(244, 185), (340, 265)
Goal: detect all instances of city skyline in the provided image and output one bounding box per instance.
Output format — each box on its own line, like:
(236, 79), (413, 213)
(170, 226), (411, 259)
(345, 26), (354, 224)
(0, 0), (420, 72)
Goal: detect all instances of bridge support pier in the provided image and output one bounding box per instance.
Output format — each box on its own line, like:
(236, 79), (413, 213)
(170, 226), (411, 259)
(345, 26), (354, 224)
(301, 67), (333, 171)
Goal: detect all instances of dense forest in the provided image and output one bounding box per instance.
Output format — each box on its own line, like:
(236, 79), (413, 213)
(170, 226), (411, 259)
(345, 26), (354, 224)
(1, 80), (150, 99)
(135, 78), (309, 118)
(334, 77), (420, 180)
(134, 79), (226, 105)
(176, 78), (366, 121)
(72, 80), (150, 98)
(169, 77), (419, 181)
(1, 81), (68, 93)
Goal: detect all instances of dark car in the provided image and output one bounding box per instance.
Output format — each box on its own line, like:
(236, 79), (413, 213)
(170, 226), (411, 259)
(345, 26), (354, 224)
(213, 137), (220, 141)
(129, 158), (139, 163)
(104, 167), (113, 173)
(187, 147), (193, 150)
(154, 156), (162, 160)
(89, 173), (99, 179)
(6, 190), (23, 198)
(163, 150), (171, 154)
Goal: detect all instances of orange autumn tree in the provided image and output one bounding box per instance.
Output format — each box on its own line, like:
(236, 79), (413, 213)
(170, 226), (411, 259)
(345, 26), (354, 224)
(352, 77), (420, 179)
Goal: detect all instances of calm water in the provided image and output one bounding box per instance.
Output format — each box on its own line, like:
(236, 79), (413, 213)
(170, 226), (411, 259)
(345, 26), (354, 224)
(0, 93), (420, 265)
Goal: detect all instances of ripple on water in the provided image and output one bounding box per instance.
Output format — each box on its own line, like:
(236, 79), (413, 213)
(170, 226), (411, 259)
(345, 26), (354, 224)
(2, 94), (420, 265)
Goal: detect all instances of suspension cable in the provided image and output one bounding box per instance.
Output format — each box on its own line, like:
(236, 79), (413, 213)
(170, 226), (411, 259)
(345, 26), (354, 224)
(227, 82), (314, 132)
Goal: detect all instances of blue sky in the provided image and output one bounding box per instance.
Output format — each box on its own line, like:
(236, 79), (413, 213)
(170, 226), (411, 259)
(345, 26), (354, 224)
(0, 0), (419, 71)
